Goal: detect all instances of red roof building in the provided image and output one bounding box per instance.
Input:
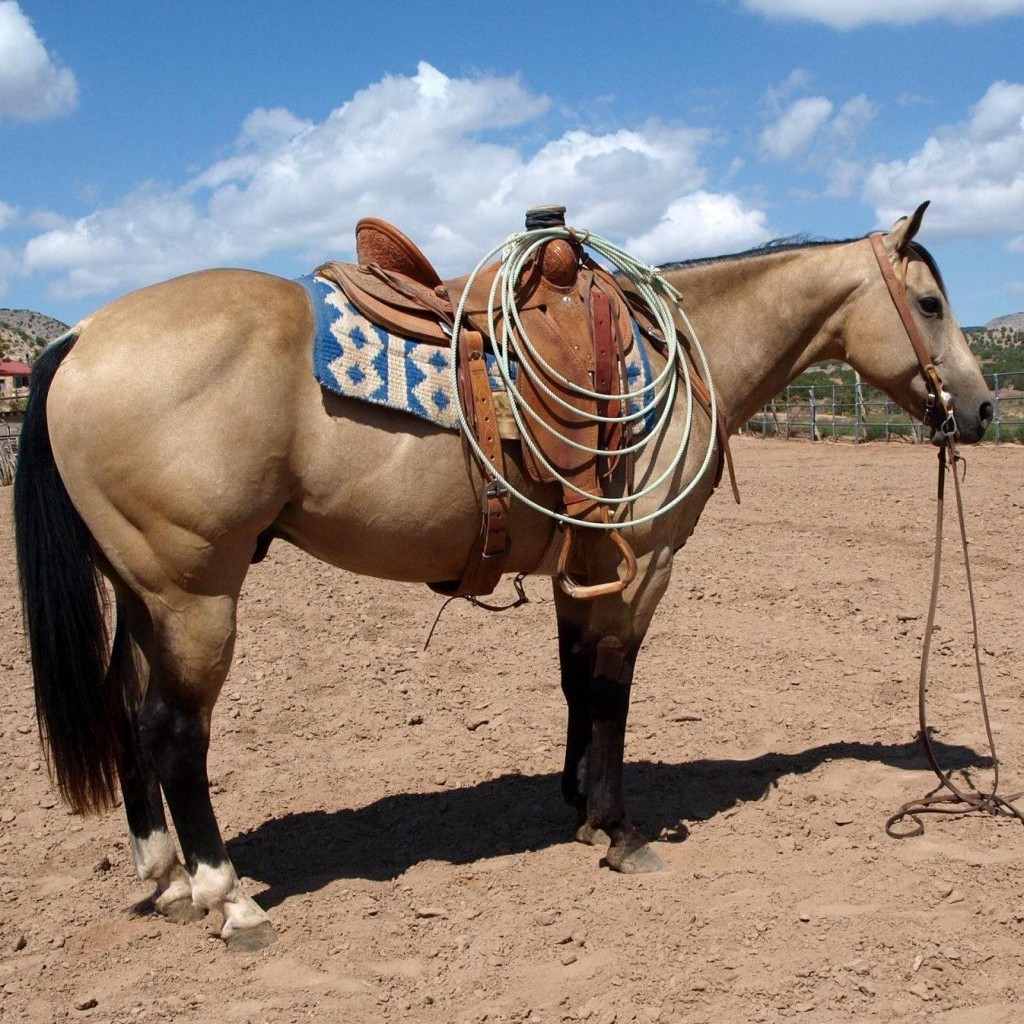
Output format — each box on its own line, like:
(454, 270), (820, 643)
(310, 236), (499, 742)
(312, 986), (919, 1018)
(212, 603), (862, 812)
(0, 360), (32, 376)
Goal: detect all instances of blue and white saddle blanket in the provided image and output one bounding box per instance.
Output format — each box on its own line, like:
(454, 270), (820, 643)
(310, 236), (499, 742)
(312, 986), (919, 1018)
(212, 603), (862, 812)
(299, 273), (653, 433)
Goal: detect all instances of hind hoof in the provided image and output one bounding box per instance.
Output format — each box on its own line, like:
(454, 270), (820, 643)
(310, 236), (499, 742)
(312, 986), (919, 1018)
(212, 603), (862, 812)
(606, 843), (664, 874)
(155, 895), (208, 924)
(225, 920), (278, 953)
(575, 823), (611, 847)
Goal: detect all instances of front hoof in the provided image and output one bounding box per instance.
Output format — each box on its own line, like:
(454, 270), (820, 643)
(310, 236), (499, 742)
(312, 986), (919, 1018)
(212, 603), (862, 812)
(225, 920), (278, 953)
(575, 822), (611, 847)
(605, 842), (664, 874)
(155, 895), (208, 924)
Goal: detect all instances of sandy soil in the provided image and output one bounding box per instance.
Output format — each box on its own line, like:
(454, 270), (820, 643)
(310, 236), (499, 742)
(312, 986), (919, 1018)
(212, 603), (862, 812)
(3, 436), (1024, 1024)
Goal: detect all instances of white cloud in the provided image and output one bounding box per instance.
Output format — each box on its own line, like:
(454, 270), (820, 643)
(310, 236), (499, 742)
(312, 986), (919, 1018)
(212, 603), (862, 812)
(21, 62), (770, 300)
(624, 191), (772, 263)
(741, 0), (1024, 29)
(0, 1), (76, 120)
(0, 245), (16, 296)
(759, 97), (834, 161)
(759, 89), (877, 168)
(863, 81), (1024, 239)
(0, 200), (18, 230)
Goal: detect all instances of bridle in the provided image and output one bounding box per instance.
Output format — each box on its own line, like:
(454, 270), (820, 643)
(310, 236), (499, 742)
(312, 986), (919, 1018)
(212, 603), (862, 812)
(868, 232), (956, 437)
(868, 232), (1024, 836)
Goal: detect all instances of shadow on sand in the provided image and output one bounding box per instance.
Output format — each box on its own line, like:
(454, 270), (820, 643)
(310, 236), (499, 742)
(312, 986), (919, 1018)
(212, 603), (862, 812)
(228, 737), (986, 910)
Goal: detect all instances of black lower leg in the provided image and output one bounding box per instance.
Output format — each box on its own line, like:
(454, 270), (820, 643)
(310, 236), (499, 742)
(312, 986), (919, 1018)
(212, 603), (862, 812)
(587, 637), (646, 856)
(557, 618), (593, 816)
(139, 690), (227, 875)
(120, 709), (168, 843)
(112, 622), (168, 846)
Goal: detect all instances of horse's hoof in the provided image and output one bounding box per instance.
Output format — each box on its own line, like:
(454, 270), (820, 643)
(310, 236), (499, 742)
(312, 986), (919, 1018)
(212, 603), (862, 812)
(225, 920), (278, 953)
(155, 895), (208, 924)
(575, 823), (611, 847)
(606, 843), (664, 874)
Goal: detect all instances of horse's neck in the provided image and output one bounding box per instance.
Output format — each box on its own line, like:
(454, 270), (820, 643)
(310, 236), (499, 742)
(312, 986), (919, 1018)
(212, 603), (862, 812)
(663, 245), (859, 433)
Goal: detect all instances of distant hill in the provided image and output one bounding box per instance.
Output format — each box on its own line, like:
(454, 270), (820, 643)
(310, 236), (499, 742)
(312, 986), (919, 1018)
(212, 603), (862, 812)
(985, 312), (1024, 332)
(0, 309), (70, 363)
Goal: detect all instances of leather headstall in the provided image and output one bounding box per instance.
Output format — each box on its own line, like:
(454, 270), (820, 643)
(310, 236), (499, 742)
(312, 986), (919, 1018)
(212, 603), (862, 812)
(868, 233), (955, 436)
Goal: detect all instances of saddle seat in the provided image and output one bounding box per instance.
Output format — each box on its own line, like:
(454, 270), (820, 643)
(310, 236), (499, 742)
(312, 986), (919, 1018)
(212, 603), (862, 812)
(315, 211), (638, 599)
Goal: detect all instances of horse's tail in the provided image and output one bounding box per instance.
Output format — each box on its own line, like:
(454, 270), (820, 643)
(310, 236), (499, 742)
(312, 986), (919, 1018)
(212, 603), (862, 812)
(14, 334), (133, 815)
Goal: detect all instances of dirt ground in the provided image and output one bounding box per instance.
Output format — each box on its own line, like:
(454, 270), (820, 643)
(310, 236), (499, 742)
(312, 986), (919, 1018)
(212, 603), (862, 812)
(3, 436), (1024, 1024)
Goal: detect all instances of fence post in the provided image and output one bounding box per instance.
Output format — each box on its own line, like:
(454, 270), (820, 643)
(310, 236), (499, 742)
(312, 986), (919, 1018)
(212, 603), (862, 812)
(993, 372), (1001, 442)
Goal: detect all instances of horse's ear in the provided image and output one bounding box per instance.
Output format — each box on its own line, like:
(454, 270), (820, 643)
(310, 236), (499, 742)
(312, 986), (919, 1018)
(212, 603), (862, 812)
(884, 201), (930, 253)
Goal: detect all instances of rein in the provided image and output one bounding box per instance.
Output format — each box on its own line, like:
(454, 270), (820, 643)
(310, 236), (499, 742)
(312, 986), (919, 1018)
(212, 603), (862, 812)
(886, 439), (1024, 836)
(868, 233), (1024, 836)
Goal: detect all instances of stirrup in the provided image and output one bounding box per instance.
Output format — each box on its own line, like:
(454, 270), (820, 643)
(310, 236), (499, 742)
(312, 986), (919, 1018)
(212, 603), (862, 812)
(557, 524), (637, 599)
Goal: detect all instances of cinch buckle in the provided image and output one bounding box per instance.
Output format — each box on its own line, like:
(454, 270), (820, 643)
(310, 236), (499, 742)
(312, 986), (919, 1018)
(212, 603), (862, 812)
(484, 479), (510, 501)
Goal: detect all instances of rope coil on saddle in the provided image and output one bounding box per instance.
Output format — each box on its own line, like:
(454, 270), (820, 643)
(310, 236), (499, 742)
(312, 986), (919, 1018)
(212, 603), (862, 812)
(448, 220), (719, 531)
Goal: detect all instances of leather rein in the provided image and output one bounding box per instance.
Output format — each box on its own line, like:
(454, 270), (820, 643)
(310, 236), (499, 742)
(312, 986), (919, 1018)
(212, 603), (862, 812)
(868, 233), (1024, 836)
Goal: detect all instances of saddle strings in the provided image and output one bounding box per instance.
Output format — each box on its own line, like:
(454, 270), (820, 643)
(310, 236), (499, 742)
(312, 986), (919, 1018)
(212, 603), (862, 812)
(448, 226), (721, 530)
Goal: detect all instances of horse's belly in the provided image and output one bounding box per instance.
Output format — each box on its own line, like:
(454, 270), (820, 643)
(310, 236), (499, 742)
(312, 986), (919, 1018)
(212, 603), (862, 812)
(280, 396), (562, 583)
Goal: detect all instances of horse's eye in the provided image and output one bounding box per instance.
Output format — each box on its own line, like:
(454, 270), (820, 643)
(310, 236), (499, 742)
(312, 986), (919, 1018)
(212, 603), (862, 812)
(919, 295), (943, 318)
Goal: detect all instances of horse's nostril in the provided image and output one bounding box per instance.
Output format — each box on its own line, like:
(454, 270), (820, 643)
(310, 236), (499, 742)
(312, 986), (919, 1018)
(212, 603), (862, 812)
(980, 401), (994, 427)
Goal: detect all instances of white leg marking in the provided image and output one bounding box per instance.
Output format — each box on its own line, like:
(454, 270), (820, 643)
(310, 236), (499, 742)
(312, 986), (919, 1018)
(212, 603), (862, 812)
(130, 830), (191, 906)
(191, 861), (269, 937)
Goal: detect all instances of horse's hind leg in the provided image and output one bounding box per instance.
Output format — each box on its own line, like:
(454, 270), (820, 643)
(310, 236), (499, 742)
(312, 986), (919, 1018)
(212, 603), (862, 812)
(110, 600), (201, 923)
(136, 583), (276, 950)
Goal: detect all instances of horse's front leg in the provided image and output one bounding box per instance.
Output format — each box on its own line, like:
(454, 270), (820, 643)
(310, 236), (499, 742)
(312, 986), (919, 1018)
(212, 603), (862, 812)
(554, 604), (596, 839)
(586, 635), (663, 873)
(553, 575), (666, 875)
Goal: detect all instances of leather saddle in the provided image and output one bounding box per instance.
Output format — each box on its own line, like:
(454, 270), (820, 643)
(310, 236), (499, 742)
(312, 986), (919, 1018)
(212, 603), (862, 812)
(315, 209), (638, 599)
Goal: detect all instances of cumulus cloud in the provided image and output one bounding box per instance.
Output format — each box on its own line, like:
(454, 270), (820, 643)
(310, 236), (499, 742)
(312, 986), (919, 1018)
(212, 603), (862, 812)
(758, 86), (876, 175)
(21, 62), (770, 300)
(0, 200), (18, 230)
(759, 97), (834, 161)
(863, 81), (1024, 239)
(0, 1), (76, 120)
(741, 0), (1024, 29)
(624, 192), (772, 263)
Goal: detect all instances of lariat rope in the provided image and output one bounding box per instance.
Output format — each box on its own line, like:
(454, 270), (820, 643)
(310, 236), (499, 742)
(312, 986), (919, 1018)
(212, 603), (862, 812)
(448, 226), (719, 529)
(886, 435), (1024, 837)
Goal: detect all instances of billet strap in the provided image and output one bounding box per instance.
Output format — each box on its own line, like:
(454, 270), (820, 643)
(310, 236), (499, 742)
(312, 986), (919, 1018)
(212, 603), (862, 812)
(868, 233), (950, 423)
(430, 328), (510, 598)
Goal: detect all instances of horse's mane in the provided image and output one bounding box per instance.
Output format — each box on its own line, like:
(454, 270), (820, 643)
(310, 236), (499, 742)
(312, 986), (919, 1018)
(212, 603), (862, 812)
(659, 235), (947, 296)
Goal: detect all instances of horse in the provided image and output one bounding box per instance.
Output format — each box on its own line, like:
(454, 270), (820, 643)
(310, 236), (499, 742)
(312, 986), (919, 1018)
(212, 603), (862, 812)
(14, 202), (992, 951)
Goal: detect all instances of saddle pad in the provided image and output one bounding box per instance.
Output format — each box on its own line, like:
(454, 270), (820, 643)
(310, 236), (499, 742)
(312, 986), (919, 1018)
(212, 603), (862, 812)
(299, 273), (653, 434)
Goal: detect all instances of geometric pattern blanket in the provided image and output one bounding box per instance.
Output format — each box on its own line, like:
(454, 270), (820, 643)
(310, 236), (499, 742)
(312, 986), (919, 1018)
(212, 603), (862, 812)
(299, 272), (654, 433)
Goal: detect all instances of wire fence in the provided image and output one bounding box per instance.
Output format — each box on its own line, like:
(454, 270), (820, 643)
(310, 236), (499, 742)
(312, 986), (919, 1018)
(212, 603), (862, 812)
(744, 373), (1024, 443)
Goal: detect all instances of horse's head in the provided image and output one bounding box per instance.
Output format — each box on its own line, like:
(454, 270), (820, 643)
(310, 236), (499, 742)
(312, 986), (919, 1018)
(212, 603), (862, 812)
(844, 202), (993, 443)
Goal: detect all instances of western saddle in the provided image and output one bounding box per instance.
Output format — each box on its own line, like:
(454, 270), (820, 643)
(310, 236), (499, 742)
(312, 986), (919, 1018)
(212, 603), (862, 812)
(315, 207), (645, 600)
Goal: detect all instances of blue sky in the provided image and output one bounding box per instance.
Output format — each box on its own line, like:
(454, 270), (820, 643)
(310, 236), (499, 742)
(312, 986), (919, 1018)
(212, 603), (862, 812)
(1, 0), (1023, 328)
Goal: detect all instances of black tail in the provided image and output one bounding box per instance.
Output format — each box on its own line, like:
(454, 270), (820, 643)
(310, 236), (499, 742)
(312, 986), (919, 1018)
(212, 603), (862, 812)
(14, 335), (133, 814)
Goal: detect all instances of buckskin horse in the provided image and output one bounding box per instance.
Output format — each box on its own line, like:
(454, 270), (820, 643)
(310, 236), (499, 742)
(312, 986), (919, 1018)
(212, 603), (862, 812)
(14, 203), (992, 950)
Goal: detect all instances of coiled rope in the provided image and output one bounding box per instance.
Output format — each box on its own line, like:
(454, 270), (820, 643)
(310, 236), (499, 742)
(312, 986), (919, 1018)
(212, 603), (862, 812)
(448, 226), (718, 528)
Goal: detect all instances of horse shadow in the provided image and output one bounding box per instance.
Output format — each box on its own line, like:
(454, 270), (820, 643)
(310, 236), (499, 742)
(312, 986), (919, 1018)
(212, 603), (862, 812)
(227, 737), (986, 911)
